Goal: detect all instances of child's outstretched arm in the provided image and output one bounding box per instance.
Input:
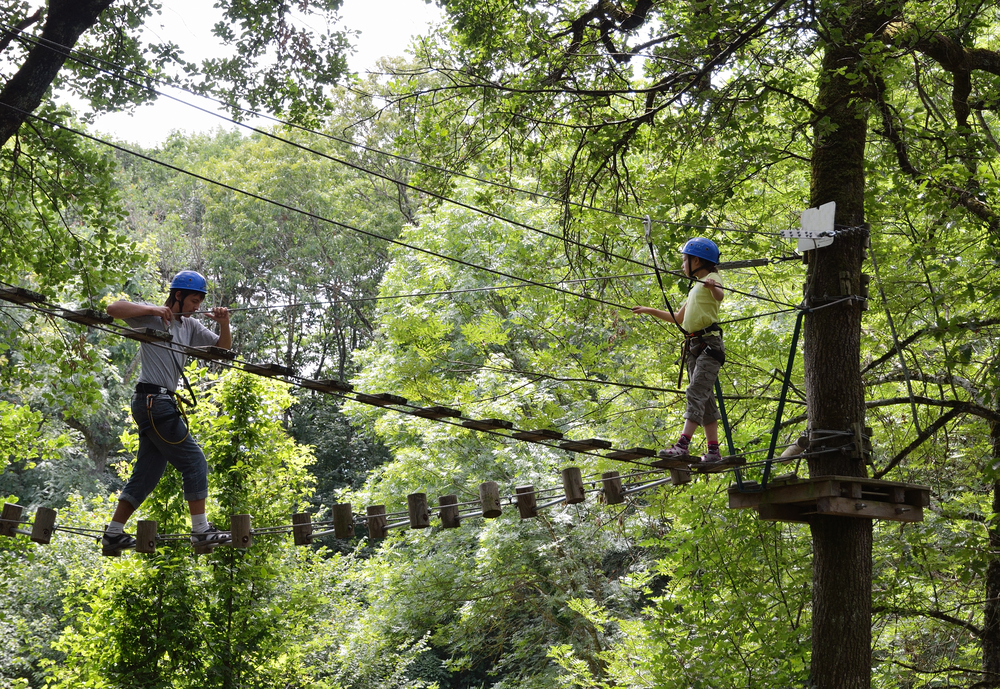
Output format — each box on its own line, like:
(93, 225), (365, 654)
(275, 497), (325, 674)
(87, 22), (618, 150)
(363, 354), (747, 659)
(631, 305), (685, 324)
(702, 277), (724, 302)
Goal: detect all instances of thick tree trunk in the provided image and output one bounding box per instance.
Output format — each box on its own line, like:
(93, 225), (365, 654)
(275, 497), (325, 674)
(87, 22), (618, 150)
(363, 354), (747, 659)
(805, 1), (896, 686)
(0, 0), (114, 145)
(983, 422), (1000, 683)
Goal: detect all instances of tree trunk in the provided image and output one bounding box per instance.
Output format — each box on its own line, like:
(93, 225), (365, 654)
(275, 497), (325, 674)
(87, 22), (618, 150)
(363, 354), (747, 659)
(983, 422), (1000, 683)
(805, 0), (896, 685)
(0, 0), (114, 145)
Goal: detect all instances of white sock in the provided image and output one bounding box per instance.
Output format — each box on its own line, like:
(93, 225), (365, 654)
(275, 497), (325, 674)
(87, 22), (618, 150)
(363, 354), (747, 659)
(191, 513), (209, 533)
(106, 521), (126, 535)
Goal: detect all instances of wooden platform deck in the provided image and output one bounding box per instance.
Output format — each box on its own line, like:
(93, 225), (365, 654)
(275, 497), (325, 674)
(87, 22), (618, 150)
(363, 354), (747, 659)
(728, 475), (930, 523)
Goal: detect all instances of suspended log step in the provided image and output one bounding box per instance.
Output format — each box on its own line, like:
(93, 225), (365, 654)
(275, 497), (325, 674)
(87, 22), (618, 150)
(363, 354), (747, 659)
(183, 345), (236, 361)
(728, 475), (929, 523)
(59, 308), (113, 326)
(412, 405), (462, 419)
(355, 392), (407, 406)
(512, 429), (564, 442)
(605, 447), (657, 461)
(462, 418), (514, 431)
(0, 286), (46, 305)
(559, 438), (612, 452)
(122, 327), (173, 343)
(301, 378), (355, 393)
(244, 362), (294, 377)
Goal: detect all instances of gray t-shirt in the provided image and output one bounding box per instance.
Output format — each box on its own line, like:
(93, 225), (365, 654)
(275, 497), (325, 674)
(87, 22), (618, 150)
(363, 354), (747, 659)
(125, 305), (219, 391)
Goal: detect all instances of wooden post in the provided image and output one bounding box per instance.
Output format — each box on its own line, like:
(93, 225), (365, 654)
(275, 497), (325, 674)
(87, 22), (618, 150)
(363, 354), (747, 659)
(366, 505), (387, 539)
(292, 512), (313, 546)
(561, 467), (586, 505)
(515, 485), (537, 519)
(333, 503), (354, 539)
(479, 481), (502, 518)
(439, 495), (461, 528)
(136, 520), (158, 554)
(602, 472), (624, 505)
(231, 514), (252, 548)
(1, 503), (23, 538)
(30, 507), (57, 544)
(407, 493), (430, 529)
(669, 469), (691, 486)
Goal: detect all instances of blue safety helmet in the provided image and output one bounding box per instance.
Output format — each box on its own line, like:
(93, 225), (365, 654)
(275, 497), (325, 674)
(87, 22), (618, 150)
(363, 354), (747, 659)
(680, 237), (720, 265)
(169, 270), (208, 294)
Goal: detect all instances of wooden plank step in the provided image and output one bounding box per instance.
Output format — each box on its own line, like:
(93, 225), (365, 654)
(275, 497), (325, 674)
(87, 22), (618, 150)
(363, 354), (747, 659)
(59, 308), (113, 326)
(355, 392), (407, 406)
(0, 286), (45, 305)
(301, 378), (355, 393)
(512, 429), (564, 442)
(244, 363), (294, 377)
(411, 405), (462, 419)
(559, 438), (612, 452)
(605, 447), (657, 461)
(462, 418), (514, 431)
(122, 327), (173, 343)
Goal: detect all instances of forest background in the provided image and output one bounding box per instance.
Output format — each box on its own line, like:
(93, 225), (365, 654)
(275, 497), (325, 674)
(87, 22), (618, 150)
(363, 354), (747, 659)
(2, 0), (1000, 688)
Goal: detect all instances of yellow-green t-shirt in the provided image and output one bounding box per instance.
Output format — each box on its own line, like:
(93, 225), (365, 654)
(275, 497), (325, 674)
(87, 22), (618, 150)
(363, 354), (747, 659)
(681, 272), (722, 333)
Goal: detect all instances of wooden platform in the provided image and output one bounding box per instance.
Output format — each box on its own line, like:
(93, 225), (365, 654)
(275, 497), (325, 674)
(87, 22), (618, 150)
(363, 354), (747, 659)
(728, 475), (930, 523)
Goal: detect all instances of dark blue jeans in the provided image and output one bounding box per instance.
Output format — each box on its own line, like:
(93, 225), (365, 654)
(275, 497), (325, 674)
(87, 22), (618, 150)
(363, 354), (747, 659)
(119, 394), (209, 508)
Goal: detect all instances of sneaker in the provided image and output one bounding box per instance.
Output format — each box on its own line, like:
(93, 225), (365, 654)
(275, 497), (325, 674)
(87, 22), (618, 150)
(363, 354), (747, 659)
(700, 445), (725, 464)
(101, 530), (136, 557)
(657, 441), (690, 459)
(190, 524), (232, 548)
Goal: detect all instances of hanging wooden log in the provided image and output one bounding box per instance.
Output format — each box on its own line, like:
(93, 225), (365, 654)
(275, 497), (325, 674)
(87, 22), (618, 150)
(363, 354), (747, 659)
(366, 505), (387, 539)
(301, 378), (355, 393)
(602, 472), (624, 505)
(438, 495), (461, 528)
(123, 327), (172, 343)
(407, 493), (430, 529)
(605, 447), (657, 461)
(512, 429), (563, 442)
(559, 438), (612, 452)
(59, 308), (113, 326)
(244, 362), (295, 377)
(479, 482), (502, 518)
(463, 418), (514, 431)
(30, 507), (57, 544)
(1, 503), (23, 537)
(333, 503), (354, 539)
(515, 485), (537, 518)
(231, 514), (252, 548)
(136, 520), (158, 554)
(292, 512), (313, 545)
(412, 405), (463, 419)
(184, 345), (236, 361)
(561, 467), (586, 504)
(0, 286), (45, 304)
(355, 392), (407, 406)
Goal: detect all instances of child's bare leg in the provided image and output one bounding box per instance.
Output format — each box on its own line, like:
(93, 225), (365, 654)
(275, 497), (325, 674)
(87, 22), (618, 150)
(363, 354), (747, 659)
(704, 421), (719, 444)
(681, 420), (700, 438)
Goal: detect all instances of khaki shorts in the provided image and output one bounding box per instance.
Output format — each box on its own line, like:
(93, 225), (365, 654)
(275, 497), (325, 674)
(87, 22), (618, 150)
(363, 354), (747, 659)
(684, 334), (723, 426)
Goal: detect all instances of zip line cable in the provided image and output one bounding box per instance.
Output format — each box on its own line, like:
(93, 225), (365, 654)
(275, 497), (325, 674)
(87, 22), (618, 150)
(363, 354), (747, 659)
(2, 21), (769, 240)
(5, 25), (666, 275)
(1, 103), (636, 313)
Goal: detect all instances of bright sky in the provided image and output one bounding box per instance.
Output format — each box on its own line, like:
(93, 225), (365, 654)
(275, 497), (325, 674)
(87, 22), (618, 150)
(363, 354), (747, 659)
(90, 0), (443, 147)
